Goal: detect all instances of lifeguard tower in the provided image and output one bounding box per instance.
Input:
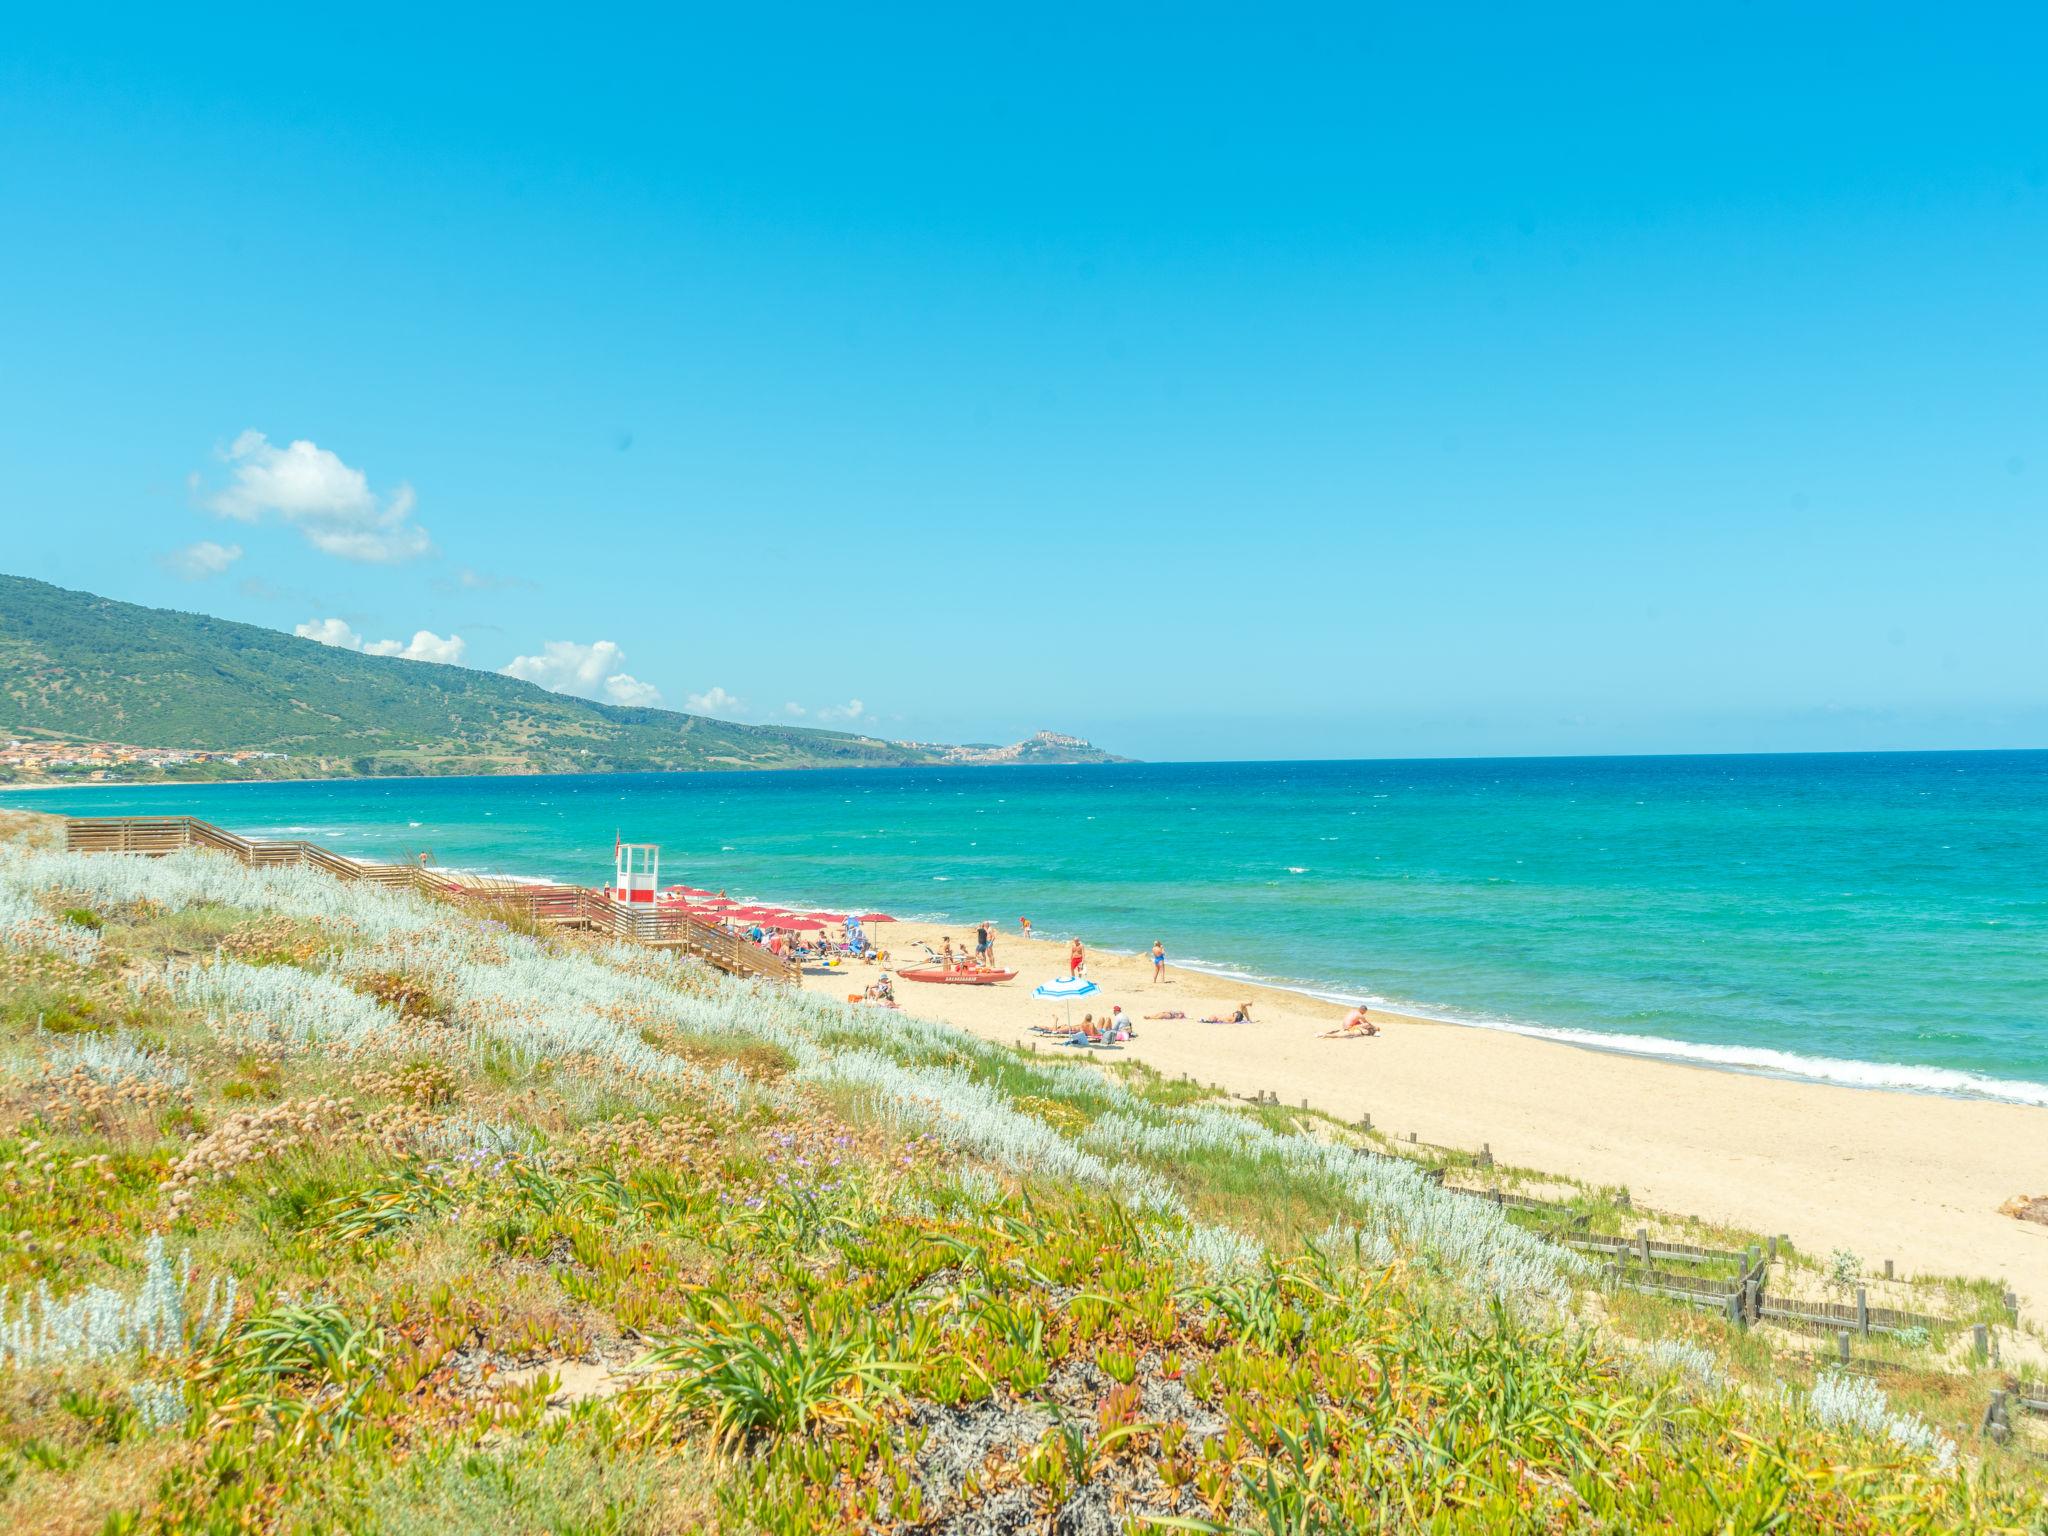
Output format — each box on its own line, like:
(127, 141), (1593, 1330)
(609, 838), (660, 904)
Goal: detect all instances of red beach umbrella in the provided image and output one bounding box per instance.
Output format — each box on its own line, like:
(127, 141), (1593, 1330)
(855, 912), (896, 923)
(778, 914), (829, 931)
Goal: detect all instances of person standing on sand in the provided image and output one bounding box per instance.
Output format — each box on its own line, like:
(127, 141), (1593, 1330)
(1021, 916), (1032, 940)
(1151, 940), (1166, 982)
(975, 922), (991, 966)
(1069, 937), (1085, 977)
(981, 922), (997, 966)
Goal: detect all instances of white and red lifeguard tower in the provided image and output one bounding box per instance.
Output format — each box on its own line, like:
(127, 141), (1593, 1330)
(608, 836), (660, 904)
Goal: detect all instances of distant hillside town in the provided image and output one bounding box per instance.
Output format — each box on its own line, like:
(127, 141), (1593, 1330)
(1, 737), (288, 782)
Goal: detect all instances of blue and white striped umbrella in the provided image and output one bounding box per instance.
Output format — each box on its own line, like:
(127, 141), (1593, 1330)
(1032, 975), (1100, 1030)
(1031, 976), (1099, 1001)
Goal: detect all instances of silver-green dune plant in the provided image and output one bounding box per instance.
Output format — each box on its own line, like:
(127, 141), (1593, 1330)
(0, 1237), (237, 1368)
(1808, 1369), (1956, 1472)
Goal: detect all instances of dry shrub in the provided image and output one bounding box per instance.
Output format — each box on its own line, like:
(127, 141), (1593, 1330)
(351, 969), (454, 1024)
(161, 1094), (357, 1211)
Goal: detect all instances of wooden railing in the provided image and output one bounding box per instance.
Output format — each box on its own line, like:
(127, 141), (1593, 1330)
(61, 815), (799, 985)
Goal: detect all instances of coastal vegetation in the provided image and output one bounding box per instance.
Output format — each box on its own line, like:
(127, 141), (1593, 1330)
(0, 575), (1120, 781)
(0, 818), (2041, 1532)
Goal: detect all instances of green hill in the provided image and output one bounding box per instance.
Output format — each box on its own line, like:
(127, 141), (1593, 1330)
(0, 574), (1120, 780)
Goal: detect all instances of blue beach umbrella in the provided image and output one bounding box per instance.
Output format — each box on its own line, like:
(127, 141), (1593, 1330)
(1032, 975), (1099, 1029)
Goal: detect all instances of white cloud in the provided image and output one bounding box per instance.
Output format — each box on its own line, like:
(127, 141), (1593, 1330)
(296, 617), (466, 664)
(815, 698), (866, 723)
(502, 640), (662, 707)
(782, 702), (807, 717)
(209, 430), (431, 564)
(296, 617), (366, 649)
(685, 686), (745, 717)
(160, 540), (243, 580)
(369, 630), (466, 664)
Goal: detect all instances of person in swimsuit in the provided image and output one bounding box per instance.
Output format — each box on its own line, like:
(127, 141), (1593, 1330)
(976, 923), (991, 965)
(940, 937), (955, 969)
(1151, 940), (1166, 982)
(1020, 916), (1032, 939)
(1320, 1005), (1379, 1038)
(1201, 1002), (1255, 1024)
(1145, 1010), (1186, 1020)
(1069, 938), (1085, 978)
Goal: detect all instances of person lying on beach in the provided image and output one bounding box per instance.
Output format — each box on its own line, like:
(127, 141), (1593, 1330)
(1144, 1010), (1186, 1020)
(1200, 1003), (1255, 1024)
(1032, 1011), (1093, 1036)
(1319, 1006), (1379, 1038)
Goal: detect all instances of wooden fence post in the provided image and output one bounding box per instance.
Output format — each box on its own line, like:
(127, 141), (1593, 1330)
(1479, 1142), (1493, 1169)
(1836, 1331), (1851, 1367)
(1767, 1234), (1777, 1261)
(1973, 1324), (1988, 1360)
(1982, 1391), (2011, 1444)
(1856, 1288), (1869, 1336)
(1883, 1258), (1893, 1280)
(1637, 1228), (1651, 1268)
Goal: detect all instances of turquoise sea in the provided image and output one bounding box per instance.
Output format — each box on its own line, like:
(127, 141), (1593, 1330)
(10, 752), (2044, 1105)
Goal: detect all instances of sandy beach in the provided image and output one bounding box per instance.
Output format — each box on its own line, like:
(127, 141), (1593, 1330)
(805, 921), (2048, 1316)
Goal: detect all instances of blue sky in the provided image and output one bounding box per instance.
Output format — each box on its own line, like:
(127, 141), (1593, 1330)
(2, 5), (2043, 760)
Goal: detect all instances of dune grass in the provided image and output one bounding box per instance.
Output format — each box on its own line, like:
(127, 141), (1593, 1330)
(0, 835), (2039, 1532)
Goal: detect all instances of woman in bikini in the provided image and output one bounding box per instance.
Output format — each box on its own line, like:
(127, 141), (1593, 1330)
(1069, 938), (1085, 978)
(1151, 940), (1166, 982)
(1200, 1002), (1255, 1024)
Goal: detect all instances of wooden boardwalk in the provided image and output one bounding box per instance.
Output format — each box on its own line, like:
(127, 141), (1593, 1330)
(61, 815), (800, 985)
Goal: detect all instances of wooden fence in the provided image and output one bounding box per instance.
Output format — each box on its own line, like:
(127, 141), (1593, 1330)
(1756, 1293), (1950, 1339)
(61, 816), (800, 986)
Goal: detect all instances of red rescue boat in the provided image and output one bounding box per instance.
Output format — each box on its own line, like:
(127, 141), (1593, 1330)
(894, 967), (1018, 986)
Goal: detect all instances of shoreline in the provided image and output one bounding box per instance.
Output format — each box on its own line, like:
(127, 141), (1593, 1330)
(16, 791), (2044, 1107)
(810, 920), (2047, 1315)
(1145, 952), (2048, 1108)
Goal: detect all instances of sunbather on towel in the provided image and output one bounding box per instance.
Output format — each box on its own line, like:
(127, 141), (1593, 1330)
(1035, 1011), (1095, 1037)
(1319, 1005), (1379, 1038)
(1200, 1003), (1255, 1024)
(1144, 1010), (1186, 1020)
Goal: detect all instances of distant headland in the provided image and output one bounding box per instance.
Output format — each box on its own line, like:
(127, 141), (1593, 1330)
(0, 574), (1128, 783)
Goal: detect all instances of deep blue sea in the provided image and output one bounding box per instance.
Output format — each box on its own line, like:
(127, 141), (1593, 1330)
(11, 752), (2044, 1104)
